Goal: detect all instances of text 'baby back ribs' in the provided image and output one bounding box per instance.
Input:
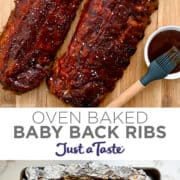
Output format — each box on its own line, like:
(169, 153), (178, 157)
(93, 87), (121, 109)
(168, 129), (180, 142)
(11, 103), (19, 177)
(47, 0), (158, 107)
(0, 0), (81, 92)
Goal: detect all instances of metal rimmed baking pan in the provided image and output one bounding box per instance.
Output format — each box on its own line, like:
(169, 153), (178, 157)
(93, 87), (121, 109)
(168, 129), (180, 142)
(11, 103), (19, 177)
(137, 168), (161, 180)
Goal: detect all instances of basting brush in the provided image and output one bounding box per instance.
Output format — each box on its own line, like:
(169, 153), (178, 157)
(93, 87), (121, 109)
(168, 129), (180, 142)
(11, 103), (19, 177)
(107, 46), (180, 107)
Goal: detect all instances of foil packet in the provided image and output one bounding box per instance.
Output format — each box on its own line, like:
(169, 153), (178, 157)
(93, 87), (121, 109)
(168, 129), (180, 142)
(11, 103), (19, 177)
(24, 162), (146, 180)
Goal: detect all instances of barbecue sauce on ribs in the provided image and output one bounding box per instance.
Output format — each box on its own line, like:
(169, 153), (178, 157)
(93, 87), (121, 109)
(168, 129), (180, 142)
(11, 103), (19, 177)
(0, 0), (81, 92)
(47, 0), (158, 107)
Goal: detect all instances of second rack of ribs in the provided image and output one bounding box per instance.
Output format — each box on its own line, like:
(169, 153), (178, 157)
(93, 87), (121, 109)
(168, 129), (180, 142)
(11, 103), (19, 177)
(47, 0), (158, 107)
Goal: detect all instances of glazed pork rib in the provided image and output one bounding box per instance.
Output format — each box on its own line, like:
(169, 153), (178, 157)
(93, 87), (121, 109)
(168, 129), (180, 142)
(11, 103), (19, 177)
(0, 0), (81, 92)
(47, 0), (158, 107)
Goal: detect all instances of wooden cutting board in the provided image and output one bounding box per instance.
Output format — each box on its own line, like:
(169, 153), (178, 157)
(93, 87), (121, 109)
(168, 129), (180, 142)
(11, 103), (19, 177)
(0, 0), (179, 107)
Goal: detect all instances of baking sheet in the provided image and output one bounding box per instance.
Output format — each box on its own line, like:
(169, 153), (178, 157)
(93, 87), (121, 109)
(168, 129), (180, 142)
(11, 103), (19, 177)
(137, 168), (161, 180)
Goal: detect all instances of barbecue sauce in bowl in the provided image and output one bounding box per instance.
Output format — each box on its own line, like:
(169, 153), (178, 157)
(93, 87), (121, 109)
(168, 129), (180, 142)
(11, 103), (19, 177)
(148, 30), (180, 73)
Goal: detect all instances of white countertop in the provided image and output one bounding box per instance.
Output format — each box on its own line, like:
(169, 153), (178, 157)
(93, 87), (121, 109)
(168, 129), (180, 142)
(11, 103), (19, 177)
(0, 161), (180, 180)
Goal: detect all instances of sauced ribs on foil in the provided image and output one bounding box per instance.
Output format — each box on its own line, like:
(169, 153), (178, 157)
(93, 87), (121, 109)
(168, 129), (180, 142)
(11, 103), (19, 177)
(24, 162), (146, 180)
(0, 0), (81, 92)
(59, 176), (140, 180)
(47, 0), (158, 107)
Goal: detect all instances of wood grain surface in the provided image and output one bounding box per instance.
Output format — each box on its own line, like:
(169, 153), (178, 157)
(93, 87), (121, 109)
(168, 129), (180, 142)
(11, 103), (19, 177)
(0, 0), (179, 107)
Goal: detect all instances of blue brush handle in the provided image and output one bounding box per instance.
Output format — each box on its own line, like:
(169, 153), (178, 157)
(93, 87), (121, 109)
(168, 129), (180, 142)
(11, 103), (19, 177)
(107, 47), (179, 107)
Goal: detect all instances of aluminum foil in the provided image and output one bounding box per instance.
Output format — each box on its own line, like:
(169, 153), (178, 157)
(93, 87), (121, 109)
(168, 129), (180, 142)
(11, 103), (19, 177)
(24, 162), (146, 180)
